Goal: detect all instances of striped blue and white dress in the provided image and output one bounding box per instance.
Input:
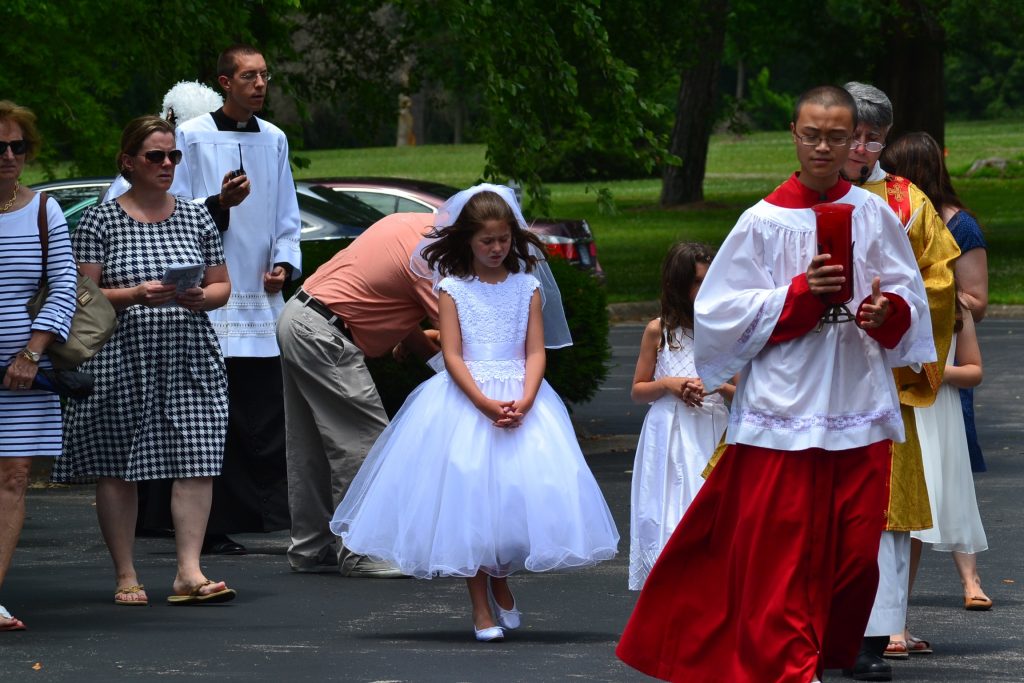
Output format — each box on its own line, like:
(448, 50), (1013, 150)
(0, 193), (77, 457)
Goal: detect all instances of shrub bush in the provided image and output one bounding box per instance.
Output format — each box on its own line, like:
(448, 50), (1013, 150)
(543, 257), (611, 407)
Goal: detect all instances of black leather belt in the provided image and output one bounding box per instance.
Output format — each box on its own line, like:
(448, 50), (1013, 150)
(296, 289), (353, 342)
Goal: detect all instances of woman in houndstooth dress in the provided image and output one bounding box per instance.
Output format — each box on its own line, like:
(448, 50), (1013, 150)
(54, 116), (235, 606)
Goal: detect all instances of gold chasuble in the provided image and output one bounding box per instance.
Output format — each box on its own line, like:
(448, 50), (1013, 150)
(863, 173), (959, 531)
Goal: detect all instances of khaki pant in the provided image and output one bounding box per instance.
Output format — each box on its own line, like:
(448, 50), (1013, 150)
(277, 296), (388, 571)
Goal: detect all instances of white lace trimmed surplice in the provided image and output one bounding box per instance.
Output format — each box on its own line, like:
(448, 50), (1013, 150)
(694, 184), (935, 452)
(171, 114), (302, 358)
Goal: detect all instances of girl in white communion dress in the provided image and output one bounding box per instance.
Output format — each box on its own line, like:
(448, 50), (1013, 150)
(330, 185), (618, 642)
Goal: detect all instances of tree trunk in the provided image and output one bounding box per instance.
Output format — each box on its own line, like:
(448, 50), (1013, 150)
(661, 0), (729, 207)
(875, 0), (946, 148)
(735, 57), (745, 101)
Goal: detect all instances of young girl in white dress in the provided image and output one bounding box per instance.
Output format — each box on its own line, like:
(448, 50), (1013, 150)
(628, 242), (734, 590)
(330, 184), (619, 642)
(890, 295), (990, 655)
(912, 294), (990, 595)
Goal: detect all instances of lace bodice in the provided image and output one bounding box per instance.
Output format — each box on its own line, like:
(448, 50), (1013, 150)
(439, 272), (541, 381)
(656, 326), (724, 407)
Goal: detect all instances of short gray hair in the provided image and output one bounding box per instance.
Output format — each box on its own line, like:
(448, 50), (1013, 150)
(843, 81), (893, 130)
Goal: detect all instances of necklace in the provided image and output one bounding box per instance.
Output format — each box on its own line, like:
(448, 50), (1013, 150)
(0, 181), (19, 212)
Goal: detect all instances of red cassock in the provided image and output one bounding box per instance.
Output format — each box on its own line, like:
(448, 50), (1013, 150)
(616, 442), (890, 682)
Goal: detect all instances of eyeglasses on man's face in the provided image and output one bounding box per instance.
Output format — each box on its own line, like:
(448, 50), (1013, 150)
(237, 71), (272, 83)
(0, 139), (29, 156)
(138, 149), (183, 165)
(794, 133), (851, 148)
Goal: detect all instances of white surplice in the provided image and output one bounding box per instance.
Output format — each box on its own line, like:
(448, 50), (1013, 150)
(694, 183), (935, 452)
(171, 114), (302, 357)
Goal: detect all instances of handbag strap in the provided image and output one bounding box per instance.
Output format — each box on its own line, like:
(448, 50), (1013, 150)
(36, 191), (49, 288)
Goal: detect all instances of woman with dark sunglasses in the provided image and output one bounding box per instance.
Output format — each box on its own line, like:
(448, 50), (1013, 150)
(0, 101), (78, 631)
(53, 116), (237, 606)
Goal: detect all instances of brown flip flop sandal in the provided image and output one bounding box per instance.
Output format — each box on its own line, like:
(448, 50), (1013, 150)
(167, 579), (237, 606)
(114, 584), (148, 606)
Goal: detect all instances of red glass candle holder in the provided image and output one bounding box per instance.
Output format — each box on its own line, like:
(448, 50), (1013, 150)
(812, 202), (855, 324)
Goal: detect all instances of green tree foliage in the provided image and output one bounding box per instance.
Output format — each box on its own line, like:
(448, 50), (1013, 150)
(944, 0), (1024, 118)
(410, 0), (666, 214)
(0, 0), (298, 176)
(291, 1), (410, 147)
(300, 0), (669, 214)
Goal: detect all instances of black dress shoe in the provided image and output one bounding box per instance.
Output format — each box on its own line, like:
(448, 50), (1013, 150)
(843, 636), (893, 681)
(843, 654), (892, 681)
(201, 534), (247, 555)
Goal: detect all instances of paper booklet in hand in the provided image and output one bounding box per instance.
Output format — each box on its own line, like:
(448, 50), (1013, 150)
(162, 263), (205, 290)
(162, 264), (205, 306)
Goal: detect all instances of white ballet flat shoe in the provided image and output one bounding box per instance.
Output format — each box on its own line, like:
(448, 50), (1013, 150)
(487, 583), (522, 630)
(474, 625), (505, 642)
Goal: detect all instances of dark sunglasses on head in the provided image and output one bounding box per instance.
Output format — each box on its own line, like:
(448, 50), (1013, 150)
(139, 149), (183, 165)
(0, 139), (29, 155)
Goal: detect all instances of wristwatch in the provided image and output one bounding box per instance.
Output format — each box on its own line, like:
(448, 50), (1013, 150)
(20, 348), (41, 363)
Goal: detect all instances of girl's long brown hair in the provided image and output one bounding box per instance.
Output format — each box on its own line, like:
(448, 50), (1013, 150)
(660, 242), (715, 350)
(881, 132), (966, 214)
(422, 190), (544, 278)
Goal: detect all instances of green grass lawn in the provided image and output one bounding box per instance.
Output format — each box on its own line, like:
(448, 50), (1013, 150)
(24, 119), (1024, 304)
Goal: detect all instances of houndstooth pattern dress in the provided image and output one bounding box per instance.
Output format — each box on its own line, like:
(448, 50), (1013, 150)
(54, 199), (228, 482)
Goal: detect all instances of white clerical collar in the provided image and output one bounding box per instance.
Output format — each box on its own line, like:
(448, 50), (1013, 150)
(867, 163), (887, 182)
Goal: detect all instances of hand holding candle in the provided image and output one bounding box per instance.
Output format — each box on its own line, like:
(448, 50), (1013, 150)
(806, 253), (845, 296)
(812, 203), (855, 305)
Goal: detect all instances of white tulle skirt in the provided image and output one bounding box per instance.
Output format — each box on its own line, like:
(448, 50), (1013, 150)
(330, 372), (620, 579)
(911, 381), (988, 554)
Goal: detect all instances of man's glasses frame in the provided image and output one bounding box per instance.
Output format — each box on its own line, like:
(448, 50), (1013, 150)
(794, 133), (851, 148)
(138, 149), (183, 165)
(238, 71), (272, 83)
(0, 139), (29, 156)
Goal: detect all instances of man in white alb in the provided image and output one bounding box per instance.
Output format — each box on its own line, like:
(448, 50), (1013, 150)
(171, 44), (301, 555)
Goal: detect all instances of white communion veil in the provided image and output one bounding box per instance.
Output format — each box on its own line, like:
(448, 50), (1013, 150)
(410, 183), (573, 349)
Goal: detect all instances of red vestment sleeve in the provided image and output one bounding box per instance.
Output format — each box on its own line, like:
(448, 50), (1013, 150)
(768, 273), (827, 344)
(859, 293), (910, 349)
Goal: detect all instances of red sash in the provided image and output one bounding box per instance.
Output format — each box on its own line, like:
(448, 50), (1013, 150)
(884, 174), (914, 226)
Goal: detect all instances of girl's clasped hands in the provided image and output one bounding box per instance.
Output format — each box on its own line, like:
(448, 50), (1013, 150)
(670, 377), (706, 408)
(481, 399), (529, 428)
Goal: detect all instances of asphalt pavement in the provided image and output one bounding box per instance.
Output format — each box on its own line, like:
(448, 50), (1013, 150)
(2, 318), (1021, 682)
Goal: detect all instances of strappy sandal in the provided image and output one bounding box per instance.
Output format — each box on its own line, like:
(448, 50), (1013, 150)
(166, 579), (237, 605)
(906, 635), (933, 654)
(964, 595), (993, 611)
(883, 640), (909, 659)
(114, 584), (148, 606)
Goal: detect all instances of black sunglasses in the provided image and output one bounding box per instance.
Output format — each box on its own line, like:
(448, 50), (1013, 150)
(139, 149), (183, 165)
(0, 139), (29, 156)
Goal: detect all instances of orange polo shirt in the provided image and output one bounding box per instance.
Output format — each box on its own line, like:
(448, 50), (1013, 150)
(301, 213), (440, 358)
